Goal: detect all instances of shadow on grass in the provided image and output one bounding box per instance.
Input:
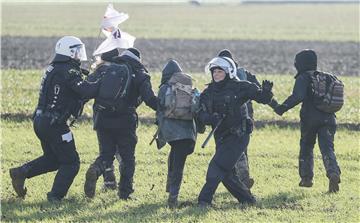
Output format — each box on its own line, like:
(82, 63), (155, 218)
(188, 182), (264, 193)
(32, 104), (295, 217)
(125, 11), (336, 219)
(1, 191), (306, 221)
(213, 191), (305, 211)
(1, 196), (210, 222)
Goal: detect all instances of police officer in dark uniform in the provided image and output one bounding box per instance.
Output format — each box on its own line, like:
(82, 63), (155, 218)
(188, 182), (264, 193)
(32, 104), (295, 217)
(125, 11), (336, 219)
(217, 49), (260, 189)
(217, 49), (279, 189)
(84, 47), (158, 200)
(273, 49), (341, 193)
(9, 36), (100, 201)
(197, 56), (274, 206)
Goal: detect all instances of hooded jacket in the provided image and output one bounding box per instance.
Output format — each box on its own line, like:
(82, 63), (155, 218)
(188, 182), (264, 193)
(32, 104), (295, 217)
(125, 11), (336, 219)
(156, 60), (197, 149)
(280, 50), (335, 120)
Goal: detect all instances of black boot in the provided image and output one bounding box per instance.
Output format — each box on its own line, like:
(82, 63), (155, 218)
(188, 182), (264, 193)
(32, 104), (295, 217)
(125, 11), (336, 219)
(198, 200), (211, 208)
(239, 194), (256, 205)
(47, 192), (62, 202)
(102, 165), (117, 191)
(299, 177), (313, 187)
(167, 194), (178, 209)
(84, 163), (100, 198)
(328, 174), (340, 193)
(9, 167), (28, 198)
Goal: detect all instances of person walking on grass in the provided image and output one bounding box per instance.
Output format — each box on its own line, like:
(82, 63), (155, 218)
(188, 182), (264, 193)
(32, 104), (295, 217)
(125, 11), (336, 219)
(272, 49), (342, 193)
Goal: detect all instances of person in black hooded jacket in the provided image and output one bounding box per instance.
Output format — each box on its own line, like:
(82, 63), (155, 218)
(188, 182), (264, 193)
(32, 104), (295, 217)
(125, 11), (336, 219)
(86, 48), (121, 191)
(273, 49), (341, 193)
(84, 47), (158, 200)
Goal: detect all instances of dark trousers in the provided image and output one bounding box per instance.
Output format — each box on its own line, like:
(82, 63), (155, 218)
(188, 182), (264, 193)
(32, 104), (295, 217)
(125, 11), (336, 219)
(198, 134), (254, 204)
(24, 115), (80, 199)
(233, 134), (251, 185)
(299, 117), (341, 179)
(167, 139), (195, 197)
(94, 126), (137, 196)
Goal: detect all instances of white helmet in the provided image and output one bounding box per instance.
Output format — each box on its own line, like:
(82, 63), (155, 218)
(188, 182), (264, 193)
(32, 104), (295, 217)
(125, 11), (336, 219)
(205, 56), (238, 80)
(55, 36), (87, 61)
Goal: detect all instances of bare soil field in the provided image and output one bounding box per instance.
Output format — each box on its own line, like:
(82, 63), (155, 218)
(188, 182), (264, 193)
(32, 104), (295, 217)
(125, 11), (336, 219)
(2, 36), (359, 75)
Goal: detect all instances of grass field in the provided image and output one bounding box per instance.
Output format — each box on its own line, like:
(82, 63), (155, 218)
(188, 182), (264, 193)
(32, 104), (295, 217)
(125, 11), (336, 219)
(1, 120), (359, 222)
(1, 1), (359, 222)
(2, 70), (359, 125)
(2, 3), (358, 41)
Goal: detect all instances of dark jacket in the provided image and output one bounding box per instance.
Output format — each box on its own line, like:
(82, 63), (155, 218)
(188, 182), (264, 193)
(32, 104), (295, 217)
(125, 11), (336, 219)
(87, 55), (157, 129)
(36, 54), (100, 121)
(156, 60), (197, 149)
(237, 67), (261, 120)
(281, 71), (335, 121)
(198, 79), (272, 139)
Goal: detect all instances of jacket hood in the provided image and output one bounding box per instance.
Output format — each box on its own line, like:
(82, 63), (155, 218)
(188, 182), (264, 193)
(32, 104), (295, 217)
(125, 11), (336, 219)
(160, 59), (182, 86)
(294, 49), (317, 74)
(112, 54), (148, 73)
(101, 48), (119, 62)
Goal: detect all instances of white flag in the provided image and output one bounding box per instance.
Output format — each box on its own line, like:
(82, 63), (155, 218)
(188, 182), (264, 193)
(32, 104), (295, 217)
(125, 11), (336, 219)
(93, 4), (136, 56)
(101, 4), (129, 31)
(93, 28), (135, 56)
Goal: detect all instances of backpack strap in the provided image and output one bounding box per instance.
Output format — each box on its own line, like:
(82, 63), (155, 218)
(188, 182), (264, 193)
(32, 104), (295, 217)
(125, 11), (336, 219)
(173, 82), (193, 94)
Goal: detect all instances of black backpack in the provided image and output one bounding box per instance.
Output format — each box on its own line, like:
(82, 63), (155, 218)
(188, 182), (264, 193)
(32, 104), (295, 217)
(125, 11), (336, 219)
(309, 71), (344, 113)
(95, 62), (133, 112)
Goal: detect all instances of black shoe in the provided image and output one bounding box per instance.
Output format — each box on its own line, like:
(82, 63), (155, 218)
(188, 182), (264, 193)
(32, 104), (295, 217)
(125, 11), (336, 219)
(47, 192), (62, 202)
(239, 195), (256, 205)
(84, 165), (98, 198)
(198, 201), (211, 208)
(299, 178), (313, 187)
(167, 195), (178, 209)
(119, 193), (136, 201)
(9, 167), (27, 198)
(328, 174), (340, 193)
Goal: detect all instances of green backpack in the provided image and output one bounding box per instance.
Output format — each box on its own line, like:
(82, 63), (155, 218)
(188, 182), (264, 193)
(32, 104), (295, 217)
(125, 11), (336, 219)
(163, 72), (199, 120)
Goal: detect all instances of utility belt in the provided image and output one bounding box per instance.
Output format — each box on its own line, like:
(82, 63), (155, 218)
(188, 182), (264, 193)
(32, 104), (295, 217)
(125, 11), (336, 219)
(35, 109), (69, 126)
(94, 104), (136, 114)
(218, 118), (253, 141)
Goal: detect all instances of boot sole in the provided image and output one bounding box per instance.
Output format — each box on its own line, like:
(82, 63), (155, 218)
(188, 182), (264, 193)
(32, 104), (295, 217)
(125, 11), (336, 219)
(9, 169), (27, 198)
(84, 167), (98, 198)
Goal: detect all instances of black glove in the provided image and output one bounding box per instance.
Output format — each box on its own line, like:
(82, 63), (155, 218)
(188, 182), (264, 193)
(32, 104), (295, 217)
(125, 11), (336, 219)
(274, 104), (287, 116)
(268, 98), (279, 109)
(81, 68), (90, 76)
(262, 80), (273, 92)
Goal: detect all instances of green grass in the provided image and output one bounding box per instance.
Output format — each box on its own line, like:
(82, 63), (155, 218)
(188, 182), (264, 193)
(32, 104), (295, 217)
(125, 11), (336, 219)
(2, 3), (358, 41)
(1, 120), (359, 222)
(2, 69), (359, 124)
